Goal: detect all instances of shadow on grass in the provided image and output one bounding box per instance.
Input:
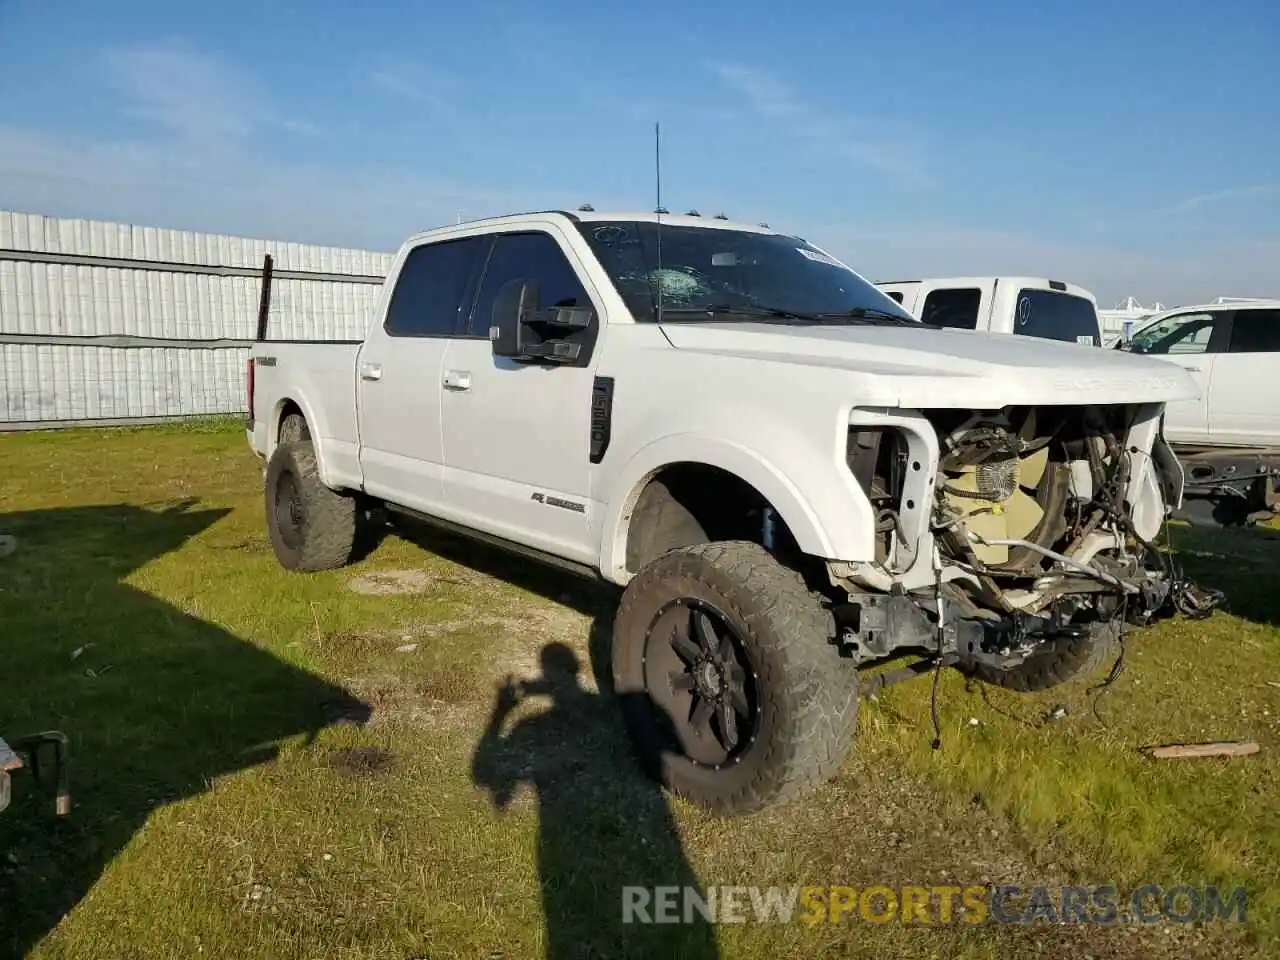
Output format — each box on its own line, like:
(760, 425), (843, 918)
(1166, 523), (1280, 628)
(387, 519), (719, 958)
(472, 643), (720, 960)
(0, 503), (370, 958)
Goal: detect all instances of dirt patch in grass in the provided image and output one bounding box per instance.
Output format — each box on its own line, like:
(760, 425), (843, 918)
(326, 746), (396, 779)
(347, 569), (435, 596)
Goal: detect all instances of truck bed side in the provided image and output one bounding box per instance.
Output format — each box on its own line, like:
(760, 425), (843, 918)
(247, 342), (364, 492)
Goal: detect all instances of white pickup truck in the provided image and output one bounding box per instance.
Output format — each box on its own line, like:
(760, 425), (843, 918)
(875, 276), (1102, 345)
(246, 210), (1214, 816)
(1116, 298), (1280, 525)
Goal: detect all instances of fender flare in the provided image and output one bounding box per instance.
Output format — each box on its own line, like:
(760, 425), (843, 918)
(597, 434), (873, 583)
(269, 394), (338, 488)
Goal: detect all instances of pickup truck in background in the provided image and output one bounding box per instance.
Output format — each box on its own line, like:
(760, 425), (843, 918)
(1118, 298), (1280, 525)
(875, 276), (1102, 346)
(246, 210), (1215, 816)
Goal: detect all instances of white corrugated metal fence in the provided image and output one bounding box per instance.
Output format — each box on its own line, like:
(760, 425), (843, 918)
(0, 209), (394, 427)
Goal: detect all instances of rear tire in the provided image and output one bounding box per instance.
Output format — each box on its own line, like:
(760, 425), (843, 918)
(612, 540), (859, 816)
(966, 620), (1120, 692)
(278, 413), (310, 444)
(265, 440), (358, 572)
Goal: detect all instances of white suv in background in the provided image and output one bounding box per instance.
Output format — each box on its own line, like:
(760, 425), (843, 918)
(1122, 299), (1280, 448)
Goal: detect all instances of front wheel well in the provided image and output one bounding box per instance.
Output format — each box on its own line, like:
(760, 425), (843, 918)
(623, 463), (806, 576)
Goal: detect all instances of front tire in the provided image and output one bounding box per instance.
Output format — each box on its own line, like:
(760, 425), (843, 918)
(265, 440), (359, 572)
(965, 620), (1120, 692)
(612, 541), (859, 816)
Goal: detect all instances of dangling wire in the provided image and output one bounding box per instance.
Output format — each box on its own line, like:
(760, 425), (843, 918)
(930, 551), (945, 750)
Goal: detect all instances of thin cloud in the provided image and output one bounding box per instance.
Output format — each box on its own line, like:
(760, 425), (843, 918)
(104, 40), (322, 145)
(0, 45), (538, 249)
(1167, 183), (1280, 213)
(707, 63), (806, 119)
(705, 61), (931, 186)
(367, 58), (456, 111)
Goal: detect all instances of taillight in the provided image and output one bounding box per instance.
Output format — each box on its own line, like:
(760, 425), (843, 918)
(247, 358), (255, 416)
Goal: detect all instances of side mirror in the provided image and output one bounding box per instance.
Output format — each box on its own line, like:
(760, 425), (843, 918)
(489, 278), (594, 364)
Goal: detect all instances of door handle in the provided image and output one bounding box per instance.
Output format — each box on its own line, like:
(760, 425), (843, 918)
(1185, 365), (1201, 372)
(443, 369), (471, 391)
(360, 363), (383, 382)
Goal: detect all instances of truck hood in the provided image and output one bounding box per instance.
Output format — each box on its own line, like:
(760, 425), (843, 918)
(659, 321), (1201, 408)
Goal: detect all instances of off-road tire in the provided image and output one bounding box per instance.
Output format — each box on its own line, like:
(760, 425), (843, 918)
(278, 412), (310, 445)
(265, 440), (358, 572)
(964, 620), (1120, 692)
(612, 540), (859, 816)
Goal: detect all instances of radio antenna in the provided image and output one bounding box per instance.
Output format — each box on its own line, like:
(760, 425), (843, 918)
(654, 121), (664, 323)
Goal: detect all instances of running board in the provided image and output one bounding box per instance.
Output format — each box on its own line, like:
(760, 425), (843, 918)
(382, 503), (604, 583)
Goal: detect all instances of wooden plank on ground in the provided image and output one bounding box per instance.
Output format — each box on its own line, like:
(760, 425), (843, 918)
(1144, 741), (1260, 760)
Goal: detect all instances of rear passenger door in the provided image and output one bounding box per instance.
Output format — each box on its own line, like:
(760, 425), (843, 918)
(1206, 308), (1280, 446)
(356, 235), (487, 513)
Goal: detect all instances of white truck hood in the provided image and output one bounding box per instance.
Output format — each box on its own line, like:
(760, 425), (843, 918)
(660, 321), (1201, 408)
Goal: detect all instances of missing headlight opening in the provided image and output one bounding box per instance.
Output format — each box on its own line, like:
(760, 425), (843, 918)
(836, 403), (1223, 699)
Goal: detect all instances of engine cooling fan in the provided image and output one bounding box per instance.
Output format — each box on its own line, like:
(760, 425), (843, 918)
(940, 411), (1053, 567)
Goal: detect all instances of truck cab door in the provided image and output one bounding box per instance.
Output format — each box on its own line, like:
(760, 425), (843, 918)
(355, 235), (488, 512)
(1128, 310), (1223, 445)
(1205, 308), (1280, 446)
(437, 227), (602, 565)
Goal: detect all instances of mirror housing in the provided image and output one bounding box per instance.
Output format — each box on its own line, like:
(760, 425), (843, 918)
(490, 279), (593, 364)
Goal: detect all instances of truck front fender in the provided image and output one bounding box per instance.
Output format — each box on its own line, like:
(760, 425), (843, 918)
(597, 432), (878, 584)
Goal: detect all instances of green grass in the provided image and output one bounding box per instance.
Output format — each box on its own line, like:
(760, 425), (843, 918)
(0, 421), (1275, 959)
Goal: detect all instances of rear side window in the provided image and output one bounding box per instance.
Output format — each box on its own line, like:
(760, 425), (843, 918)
(1012, 289), (1101, 345)
(467, 231), (591, 336)
(920, 288), (981, 329)
(384, 237), (486, 337)
(883, 291), (905, 304)
(1227, 309), (1280, 354)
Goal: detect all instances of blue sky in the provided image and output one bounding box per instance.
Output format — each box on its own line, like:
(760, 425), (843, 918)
(0, 0), (1276, 304)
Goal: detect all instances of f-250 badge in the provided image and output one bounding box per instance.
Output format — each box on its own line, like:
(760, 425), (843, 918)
(530, 492), (586, 514)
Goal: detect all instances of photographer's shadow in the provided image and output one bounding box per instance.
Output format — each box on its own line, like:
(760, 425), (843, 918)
(471, 642), (720, 960)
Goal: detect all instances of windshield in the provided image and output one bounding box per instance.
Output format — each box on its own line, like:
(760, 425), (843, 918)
(1124, 313), (1199, 353)
(1012, 289), (1101, 346)
(574, 220), (916, 324)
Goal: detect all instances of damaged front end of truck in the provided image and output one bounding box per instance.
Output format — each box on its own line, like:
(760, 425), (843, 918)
(829, 401), (1222, 688)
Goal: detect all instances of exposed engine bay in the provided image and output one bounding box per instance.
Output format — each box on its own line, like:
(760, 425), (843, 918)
(835, 403), (1221, 673)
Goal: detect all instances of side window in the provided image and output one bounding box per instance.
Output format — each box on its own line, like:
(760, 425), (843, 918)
(920, 288), (981, 330)
(884, 290), (905, 304)
(384, 237), (486, 337)
(1227, 309), (1280, 354)
(1140, 313), (1216, 356)
(467, 231), (591, 335)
